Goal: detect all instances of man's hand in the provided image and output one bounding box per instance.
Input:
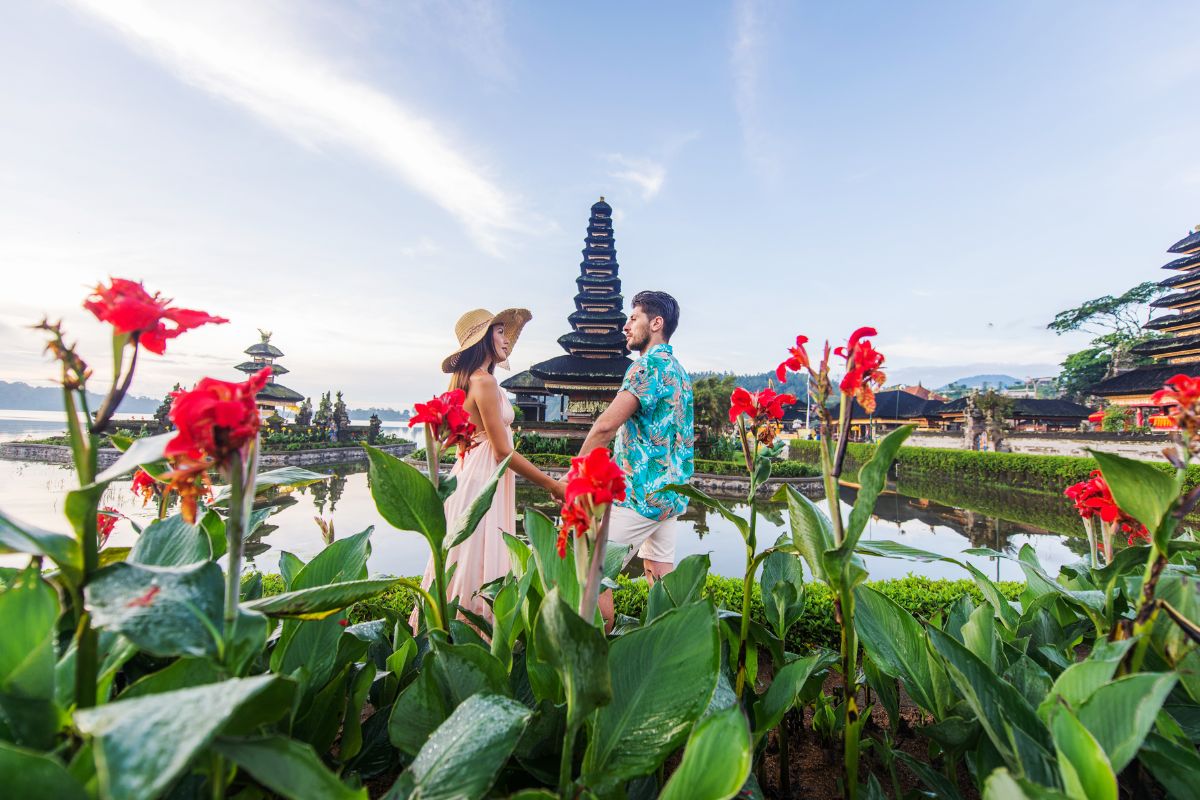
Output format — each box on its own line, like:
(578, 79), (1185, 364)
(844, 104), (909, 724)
(550, 477), (568, 501)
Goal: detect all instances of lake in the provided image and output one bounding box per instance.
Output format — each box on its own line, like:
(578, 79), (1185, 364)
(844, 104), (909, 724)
(0, 455), (1089, 582)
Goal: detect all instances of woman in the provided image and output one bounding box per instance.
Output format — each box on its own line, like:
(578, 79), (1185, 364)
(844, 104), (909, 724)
(414, 307), (564, 628)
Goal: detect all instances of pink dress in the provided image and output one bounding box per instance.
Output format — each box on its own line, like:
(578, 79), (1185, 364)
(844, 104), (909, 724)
(414, 384), (516, 627)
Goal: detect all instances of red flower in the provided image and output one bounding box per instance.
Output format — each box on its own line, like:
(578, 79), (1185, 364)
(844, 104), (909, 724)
(410, 389), (477, 457)
(728, 387), (797, 424)
(1150, 373), (1200, 409)
(166, 368), (271, 464)
(563, 448), (627, 509)
(775, 335), (810, 383)
(161, 455), (213, 524)
(84, 278), (227, 355)
(130, 468), (157, 506)
(1126, 526), (1152, 546)
(835, 329), (886, 413)
(1063, 470), (1148, 541)
(557, 501), (592, 558)
(97, 507), (120, 547)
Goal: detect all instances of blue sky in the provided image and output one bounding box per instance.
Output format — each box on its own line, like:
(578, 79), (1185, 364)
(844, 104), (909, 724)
(1, 1), (1198, 407)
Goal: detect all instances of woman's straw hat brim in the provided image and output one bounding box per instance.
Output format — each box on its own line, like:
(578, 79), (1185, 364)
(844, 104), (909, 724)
(441, 307), (532, 373)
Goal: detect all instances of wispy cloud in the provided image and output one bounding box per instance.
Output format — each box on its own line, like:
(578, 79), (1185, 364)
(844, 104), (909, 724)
(607, 154), (667, 200)
(731, 0), (780, 177)
(67, 0), (542, 255)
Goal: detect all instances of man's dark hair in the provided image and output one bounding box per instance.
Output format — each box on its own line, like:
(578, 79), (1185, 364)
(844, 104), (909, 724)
(632, 290), (680, 340)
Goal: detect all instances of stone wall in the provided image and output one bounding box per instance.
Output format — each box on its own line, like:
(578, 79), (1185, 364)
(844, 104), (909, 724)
(905, 430), (1169, 461)
(908, 431), (962, 450)
(0, 441), (414, 467)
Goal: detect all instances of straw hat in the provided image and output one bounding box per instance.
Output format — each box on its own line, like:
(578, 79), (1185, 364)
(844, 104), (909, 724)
(441, 307), (532, 373)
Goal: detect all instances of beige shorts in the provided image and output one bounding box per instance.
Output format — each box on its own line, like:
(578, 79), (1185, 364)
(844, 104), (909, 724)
(608, 503), (678, 564)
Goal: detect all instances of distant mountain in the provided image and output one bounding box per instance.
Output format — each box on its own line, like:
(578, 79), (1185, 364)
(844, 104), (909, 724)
(936, 374), (1022, 391)
(348, 407), (411, 422)
(0, 380), (159, 414)
(691, 370), (809, 399)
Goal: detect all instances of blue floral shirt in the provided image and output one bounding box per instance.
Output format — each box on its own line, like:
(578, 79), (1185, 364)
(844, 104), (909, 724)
(614, 343), (694, 521)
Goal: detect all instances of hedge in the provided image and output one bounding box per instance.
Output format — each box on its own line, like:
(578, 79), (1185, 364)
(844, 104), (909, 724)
(253, 572), (1022, 652)
(788, 439), (1200, 493)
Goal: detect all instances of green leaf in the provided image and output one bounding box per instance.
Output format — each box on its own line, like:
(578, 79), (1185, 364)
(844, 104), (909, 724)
(0, 509), (81, 586)
(447, 455), (512, 548)
(982, 768), (1071, 800)
(339, 662), (376, 761)
(118, 657), (221, 700)
(1139, 732), (1200, 800)
(856, 539), (956, 562)
(74, 675), (292, 800)
(1089, 449), (1178, 544)
(94, 432), (173, 483)
(854, 585), (944, 717)
(128, 513), (212, 567)
(863, 654), (899, 734)
(200, 510), (227, 560)
(85, 561), (224, 659)
(398, 693), (531, 800)
(760, 550), (805, 640)
(244, 578), (399, 619)
(532, 587), (611, 731)
(388, 667), (451, 756)
(662, 482), (749, 538)
(0, 741), (87, 800)
(525, 508), (580, 609)
(751, 652), (834, 741)
(895, 750), (964, 800)
(211, 466), (329, 504)
(279, 551), (304, 591)
(582, 601), (720, 790)
(364, 444), (446, 551)
(647, 553), (710, 622)
(773, 484), (833, 582)
(1049, 708), (1116, 800)
(842, 425), (913, 555)
(1036, 659), (1121, 723)
(659, 707), (752, 800)
(1075, 672), (1178, 774)
(213, 735), (367, 800)
(292, 528), (372, 589)
(0, 565), (61, 748)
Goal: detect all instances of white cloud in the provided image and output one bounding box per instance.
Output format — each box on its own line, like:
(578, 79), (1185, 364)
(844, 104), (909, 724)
(66, 0), (543, 255)
(731, 0), (782, 178)
(607, 154), (667, 200)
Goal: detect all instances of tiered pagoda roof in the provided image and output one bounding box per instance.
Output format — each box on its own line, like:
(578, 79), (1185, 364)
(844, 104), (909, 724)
(530, 198), (632, 386)
(236, 331), (304, 406)
(1093, 226), (1200, 399)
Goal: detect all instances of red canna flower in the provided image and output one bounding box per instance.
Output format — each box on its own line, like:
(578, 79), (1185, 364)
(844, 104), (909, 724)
(835, 329), (886, 413)
(160, 455), (213, 524)
(563, 448), (627, 509)
(557, 501), (592, 557)
(775, 335), (810, 383)
(84, 278), (228, 355)
(1126, 526), (1152, 546)
(1150, 373), (1200, 410)
(166, 368), (271, 465)
(410, 389), (477, 457)
(97, 507), (120, 547)
(1064, 470), (1148, 540)
(130, 468), (157, 506)
(728, 387), (797, 424)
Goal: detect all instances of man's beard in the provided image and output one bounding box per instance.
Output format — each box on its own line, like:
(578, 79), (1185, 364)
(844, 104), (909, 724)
(627, 331), (650, 353)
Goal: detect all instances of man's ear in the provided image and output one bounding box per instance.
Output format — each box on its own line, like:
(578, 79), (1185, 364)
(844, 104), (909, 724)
(649, 315), (664, 333)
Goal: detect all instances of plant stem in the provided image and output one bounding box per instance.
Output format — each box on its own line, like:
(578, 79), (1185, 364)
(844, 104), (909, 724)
(779, 717), (791, 797)
(734, 503), (758, 697)
(424, 426), (440, 492)
(579, 505), (611, 621)
(74, 426), (100, 709)
(223, 451), (247, 645)
(838, 583), (860, 800)
(91, 341), (139, 435)
(558, 722), (578, 798)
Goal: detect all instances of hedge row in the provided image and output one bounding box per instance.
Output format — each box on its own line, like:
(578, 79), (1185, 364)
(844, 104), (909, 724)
(787, 438), (1200, 493)
(253, 572), (1022, 652)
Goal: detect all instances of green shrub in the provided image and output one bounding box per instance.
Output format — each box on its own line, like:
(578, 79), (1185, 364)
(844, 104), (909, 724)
(522, 453), (819, 479)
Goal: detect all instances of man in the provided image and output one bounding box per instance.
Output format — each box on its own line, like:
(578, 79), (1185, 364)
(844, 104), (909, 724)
(574, 290), (694, 628)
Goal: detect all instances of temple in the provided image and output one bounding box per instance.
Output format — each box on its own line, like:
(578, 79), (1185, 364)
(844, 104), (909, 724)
(235, 330), (305, 414)
(1090, 225), (1200, 426)
(518, 197), (632, 422)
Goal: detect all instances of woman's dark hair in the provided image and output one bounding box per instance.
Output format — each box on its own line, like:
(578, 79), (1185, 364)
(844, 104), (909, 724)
(632, 290), (680, 340)
(449, 325), (502, 391)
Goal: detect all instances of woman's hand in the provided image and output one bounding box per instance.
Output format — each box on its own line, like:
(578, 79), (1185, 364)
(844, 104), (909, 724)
(547, 476), (566, 501)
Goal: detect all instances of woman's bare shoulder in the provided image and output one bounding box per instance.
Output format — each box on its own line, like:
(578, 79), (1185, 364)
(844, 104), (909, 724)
(468, 371), (499, 390)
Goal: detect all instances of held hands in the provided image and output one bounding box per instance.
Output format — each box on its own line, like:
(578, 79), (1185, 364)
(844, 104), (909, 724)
(547, 477), (567, 501)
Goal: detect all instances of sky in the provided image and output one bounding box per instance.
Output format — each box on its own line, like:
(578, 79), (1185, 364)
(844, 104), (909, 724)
(1, 0), (1198, 408)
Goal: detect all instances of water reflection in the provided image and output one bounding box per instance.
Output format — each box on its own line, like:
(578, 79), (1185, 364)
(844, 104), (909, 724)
(0, 457), (1090, 582)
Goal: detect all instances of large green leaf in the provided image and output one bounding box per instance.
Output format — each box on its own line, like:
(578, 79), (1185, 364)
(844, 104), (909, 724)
(582, 601), (720, 790)
(118, 657), (221, 700)
(128, 512), (212, 567)
(0, 509), (81, 585)
(525, 508), (580, 609)
(1049, 707), (1116, 800)
(982, 768), (1071, 800)
(388, 667), (451, 756)
(1036, 659), (1121, 723)
(928, 628), (1056, 785)
(1139, 732), (1200, 800)
(772, 484), (833, 582)
(0, 741), (87, 800)
(291, 527), (372, 589)
(0, 565), (60, 748)
(1075, 671), (1178, 774)
(533, 587), (611, 731)
(646, 553), (710, 622)
(750, 651), (834, 740)
(364, 444), (446, 550)
(244, 578), (400, 619)
(85, 561), (224, 659)
(842, 425), (913, 555)
(447, 455), (512, 548)
(213, 735), (367, 799)
(854, 585), (944, 717)
(963, 562), (1021, 633)
(210, 466), (329, 504)
(659, 707), (752, 800)
(662, 483), (749, 538)
(94, 432), (173, 483)
(1089, 449), (1179, 544)
(393, 693), (531, 800)
(74, 675), (292, 800)
(760, 550), (805, 640)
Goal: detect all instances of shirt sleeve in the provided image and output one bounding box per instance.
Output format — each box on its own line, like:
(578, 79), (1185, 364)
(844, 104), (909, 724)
(621, 358), (663, 415)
